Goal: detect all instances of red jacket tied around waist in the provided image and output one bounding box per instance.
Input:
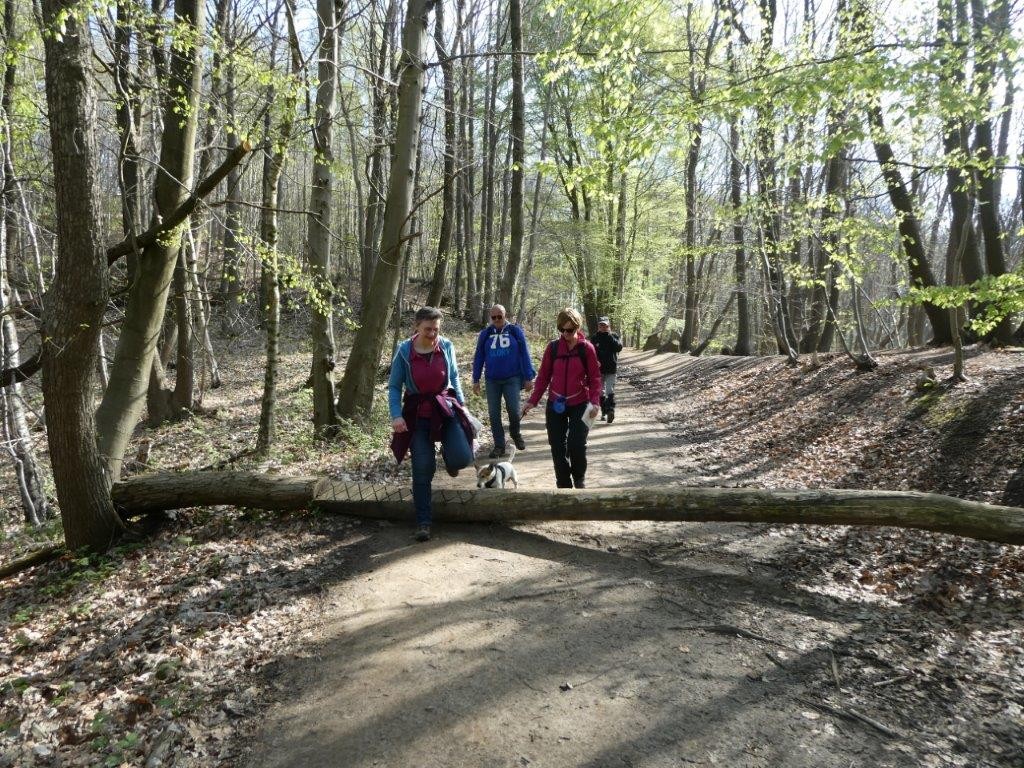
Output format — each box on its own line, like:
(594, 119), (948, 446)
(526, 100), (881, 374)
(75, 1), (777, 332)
(528, 333), (602, 409)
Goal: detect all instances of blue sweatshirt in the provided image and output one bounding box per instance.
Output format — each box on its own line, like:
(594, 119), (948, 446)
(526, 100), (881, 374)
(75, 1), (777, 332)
(472, 323), (537, 383)
(388, 336), (466, 420)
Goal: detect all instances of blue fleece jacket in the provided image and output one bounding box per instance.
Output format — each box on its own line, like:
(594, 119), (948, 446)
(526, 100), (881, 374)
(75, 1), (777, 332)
(388, 336), (466, 420)
(471, 323), (537, 383)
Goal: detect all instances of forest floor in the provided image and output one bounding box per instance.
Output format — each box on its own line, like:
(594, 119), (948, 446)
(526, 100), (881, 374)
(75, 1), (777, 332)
(1, 333), (1023, 767)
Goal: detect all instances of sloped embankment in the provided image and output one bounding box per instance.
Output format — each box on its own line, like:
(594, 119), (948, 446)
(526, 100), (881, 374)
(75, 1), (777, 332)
(622, 345), (1024, 507)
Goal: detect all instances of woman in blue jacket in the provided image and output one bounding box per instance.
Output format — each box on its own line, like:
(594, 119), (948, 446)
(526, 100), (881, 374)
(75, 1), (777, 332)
(471, 304), (536, 457)
(388, 307), (474, 542)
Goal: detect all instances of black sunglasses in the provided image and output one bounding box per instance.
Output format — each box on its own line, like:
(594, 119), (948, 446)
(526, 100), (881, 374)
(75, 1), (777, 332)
(491, 315), (504, 320)
(559, 326), (578, 333)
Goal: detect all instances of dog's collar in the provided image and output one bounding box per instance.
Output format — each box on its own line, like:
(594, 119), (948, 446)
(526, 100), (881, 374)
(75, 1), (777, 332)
(485, 464), (509, 488)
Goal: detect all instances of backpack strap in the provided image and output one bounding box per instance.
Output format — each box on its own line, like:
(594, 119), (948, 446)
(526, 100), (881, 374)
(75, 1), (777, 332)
(548, 339), (590, 385)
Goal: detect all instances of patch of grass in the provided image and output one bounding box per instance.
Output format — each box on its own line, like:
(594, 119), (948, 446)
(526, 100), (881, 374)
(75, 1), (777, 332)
(6, 677), (30, 694)
(906, 389), (943, 421)
(70, 601), (94, 619)
(90, 712), (112, 735)
(11, 605), (36, 624)
(923, 395), (969, 429)
(39, 550), (123, 598)
(336, 394), (392, 465)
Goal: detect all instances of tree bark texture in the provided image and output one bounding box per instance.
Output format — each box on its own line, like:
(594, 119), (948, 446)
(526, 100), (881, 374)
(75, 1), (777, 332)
(336, 0), (436, 421)
(96, 0), (204, 479)
(426, 1), (456, 308)
(307, 0), (341, 435)
(40, 0), (126, 549)
(968, 0), (1013, 343)
(496, 0), (525, 311)
(680, 124), (702, 353)
(256, 0), (301, 456)
(111, 472), (1024, 546)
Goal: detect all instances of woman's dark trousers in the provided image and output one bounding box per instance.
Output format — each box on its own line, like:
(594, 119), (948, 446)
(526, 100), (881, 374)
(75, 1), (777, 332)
(545, 402), (590, 488)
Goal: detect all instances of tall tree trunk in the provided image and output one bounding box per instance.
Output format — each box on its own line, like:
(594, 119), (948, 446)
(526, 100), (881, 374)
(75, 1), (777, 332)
(221, 29), (244, 329)
(729, 115), (753, 356)
(426, 0), (456, 308)
(40, 0), (125, 549)
(96, 0), (204, 480)
(969, 0), (1014, 343)
(360, 0), (397, 305)
(497, 0), (525, 310)
(755, 0), (798, 362)
(171, 246), (194, 410)
(461, 8), (477, 318)
(867, 109), (952, 344)
(477, 45), (501, 323)
(515, 92), (551, 321)
(680, 124), (702, 352)
(336, 0), (436, 420)
(255, 0), (301, 455)
(185, 0), (227, 389)
(938, 0), (984, 300)
(307, 0), (341, 436)
(804, 117), (847, 354)
(113, 0), (142, 284)
(610, 168), (628, 321)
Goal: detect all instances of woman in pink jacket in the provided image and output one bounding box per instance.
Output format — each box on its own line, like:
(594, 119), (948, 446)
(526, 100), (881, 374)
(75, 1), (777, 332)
(521, 308), (602, 488)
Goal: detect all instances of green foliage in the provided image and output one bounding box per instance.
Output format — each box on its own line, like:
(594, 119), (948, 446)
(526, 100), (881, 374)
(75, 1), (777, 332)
(909, 272), (1024, 336)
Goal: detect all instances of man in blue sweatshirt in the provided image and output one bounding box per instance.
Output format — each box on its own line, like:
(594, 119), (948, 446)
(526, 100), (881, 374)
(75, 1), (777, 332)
(472, 304), (536, 457)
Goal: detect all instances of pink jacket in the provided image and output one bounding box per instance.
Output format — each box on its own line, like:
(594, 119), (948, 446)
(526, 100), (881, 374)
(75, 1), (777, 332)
(528, 334), (602, 408)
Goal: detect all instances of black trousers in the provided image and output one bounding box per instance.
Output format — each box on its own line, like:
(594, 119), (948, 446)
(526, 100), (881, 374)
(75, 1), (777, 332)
(545, 402), (590, 488)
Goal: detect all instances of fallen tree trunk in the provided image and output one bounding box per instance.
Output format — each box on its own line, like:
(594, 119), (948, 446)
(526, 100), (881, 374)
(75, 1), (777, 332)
(0, 544), (65, 580)
(109, 471), (1024, 545)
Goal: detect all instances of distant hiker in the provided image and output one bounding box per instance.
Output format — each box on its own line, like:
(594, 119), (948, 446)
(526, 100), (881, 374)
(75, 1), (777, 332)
(521, 308), (602, 489)
(472, 304), (536, 458)
(589, 316), (623, 423)
(389, 307), (474, 542)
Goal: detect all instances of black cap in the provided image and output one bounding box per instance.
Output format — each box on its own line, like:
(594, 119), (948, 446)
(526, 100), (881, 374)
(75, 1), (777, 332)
(598, 316), (610, 325)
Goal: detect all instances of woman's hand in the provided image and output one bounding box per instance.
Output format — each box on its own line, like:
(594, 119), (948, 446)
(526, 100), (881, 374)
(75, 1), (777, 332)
(392, 417), (408, 433)
(520, 403), (534, 418)
(588, 404), (600, 420)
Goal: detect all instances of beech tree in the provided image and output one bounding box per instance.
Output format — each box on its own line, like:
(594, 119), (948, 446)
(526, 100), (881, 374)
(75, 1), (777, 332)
(336, 0), (438, 421)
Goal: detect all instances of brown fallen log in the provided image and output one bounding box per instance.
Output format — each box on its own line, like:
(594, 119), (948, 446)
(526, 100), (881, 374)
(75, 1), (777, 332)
(109, 471), (1024, 545)
(0, 544), (65, 580)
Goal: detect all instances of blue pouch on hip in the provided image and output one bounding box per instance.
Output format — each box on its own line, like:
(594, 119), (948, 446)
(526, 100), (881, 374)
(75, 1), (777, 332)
(552, 395), (567, 414)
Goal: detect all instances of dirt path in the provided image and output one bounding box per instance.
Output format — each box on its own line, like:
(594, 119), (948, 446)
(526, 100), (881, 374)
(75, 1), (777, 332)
(242, 354), (991, 767)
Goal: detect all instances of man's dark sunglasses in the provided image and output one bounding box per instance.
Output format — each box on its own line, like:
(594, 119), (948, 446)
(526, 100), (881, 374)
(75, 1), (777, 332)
(491, 315), (504, 320)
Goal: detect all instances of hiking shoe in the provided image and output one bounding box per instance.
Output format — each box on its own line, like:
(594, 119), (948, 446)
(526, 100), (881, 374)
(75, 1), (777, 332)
(415, 525), (431, 542)
(445, 464), (459, 477)
(606, 411), (615, 424)
(488, 445), (507, 459)
(512, 435), (526, 451)
(600, 414), (607, 422)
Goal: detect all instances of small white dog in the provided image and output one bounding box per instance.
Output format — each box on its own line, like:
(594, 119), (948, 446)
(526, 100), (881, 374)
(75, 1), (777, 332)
(476, 445), (518, 489)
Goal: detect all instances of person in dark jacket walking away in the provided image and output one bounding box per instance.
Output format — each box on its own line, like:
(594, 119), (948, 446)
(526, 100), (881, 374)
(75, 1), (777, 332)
(589, 316), (623, 423)
(472, 304), (536, 458)
(521, 308), (602, 488)
(389, 307), (474, 542)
